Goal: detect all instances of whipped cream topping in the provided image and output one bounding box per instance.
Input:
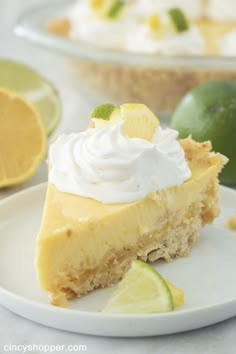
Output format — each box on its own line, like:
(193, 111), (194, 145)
(133, 0), (203, 20)
(156, 27), (205, 55)
(207, 0), (236, 22)
(49, 122), (191, 204)
(68, 0), (134, 49)
(67, 0), (205, 55)
(220, 31), (236, 56)
(127, 26), (205, 55)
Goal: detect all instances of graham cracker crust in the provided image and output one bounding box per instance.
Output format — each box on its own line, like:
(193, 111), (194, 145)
(48, 139), (226, 307)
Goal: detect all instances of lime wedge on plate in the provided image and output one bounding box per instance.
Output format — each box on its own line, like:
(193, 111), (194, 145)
(0, 59), (61, 135)
(166, 280), (184, 307)
(102, 260), (174, 314)
(168, 8), (189, 33)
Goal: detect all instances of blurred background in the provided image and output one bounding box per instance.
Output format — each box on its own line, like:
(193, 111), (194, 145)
(0, 0), (235, 193)
(0, 0), (93, 196)
(0, 0), (92, 133)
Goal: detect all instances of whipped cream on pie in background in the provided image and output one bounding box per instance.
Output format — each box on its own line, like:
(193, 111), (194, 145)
(68, 0), (132, 49)
(65, 0), (236, 56)
(67, 0), (206, 55)
(49, 122), (191, 204)
(127, 26), (205, 55)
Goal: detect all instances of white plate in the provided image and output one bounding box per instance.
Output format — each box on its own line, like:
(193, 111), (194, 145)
(0, 183), (236, 337)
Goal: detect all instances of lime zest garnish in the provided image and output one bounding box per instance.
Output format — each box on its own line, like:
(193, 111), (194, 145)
(147, 14), (161, 32)
(90, 0), (125, 19)
(91, 103), (160, 139)
(90, 0), (104, 9)
(91, 103), (120, 120)
(168, 8), (189, 33)
(107, 0), (125, 18)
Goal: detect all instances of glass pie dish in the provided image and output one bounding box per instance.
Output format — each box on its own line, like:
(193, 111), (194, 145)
(15, 0), (236, 115)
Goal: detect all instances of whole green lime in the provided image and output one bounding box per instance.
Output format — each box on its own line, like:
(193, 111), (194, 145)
(171, 80), (236, 185)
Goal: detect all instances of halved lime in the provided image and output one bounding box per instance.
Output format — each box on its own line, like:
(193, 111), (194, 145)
(0, 59), (61, 135)
(102, 260), (174, 314)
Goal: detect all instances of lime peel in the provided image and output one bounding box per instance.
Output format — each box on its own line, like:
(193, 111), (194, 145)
(91, 103), (120, 120)
(168, 8), (189, 33)
(107, 0), (125, 18)
(102, 260), (175, 314)
(90, 0), (125, 19)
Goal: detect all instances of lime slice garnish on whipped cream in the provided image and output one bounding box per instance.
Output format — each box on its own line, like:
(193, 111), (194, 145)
(90, 0), (125, 19)
(91, 103), (120, 120)
(147, 14), (162, 32)
(107, 0), (125, 18)
(91, 103), (160, 141)
(91, 103), (121, 128)
(102, 260), (174, 314)
(168, 8), (189, 33)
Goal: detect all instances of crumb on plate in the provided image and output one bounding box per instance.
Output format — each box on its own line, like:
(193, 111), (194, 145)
(226, 215), (236, 230)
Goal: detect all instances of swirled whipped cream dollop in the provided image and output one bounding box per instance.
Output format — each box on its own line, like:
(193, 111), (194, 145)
(207, 0), (236, 22)
(49, 122), (191, 204)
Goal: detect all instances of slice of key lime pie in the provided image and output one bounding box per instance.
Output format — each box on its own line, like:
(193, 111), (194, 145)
(36, 104), (227, 307)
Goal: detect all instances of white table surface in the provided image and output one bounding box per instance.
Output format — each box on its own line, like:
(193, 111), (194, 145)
(0, 1), (236, 353)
